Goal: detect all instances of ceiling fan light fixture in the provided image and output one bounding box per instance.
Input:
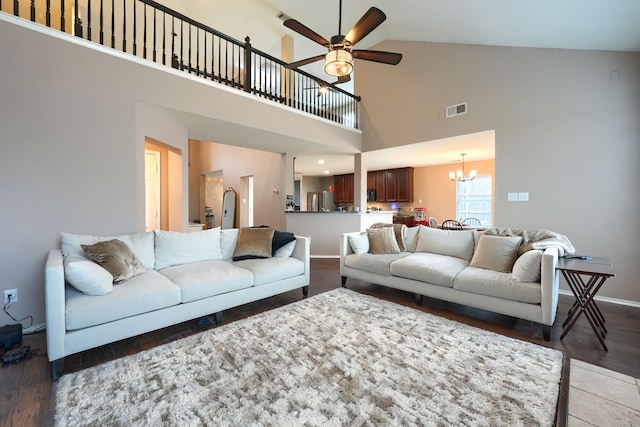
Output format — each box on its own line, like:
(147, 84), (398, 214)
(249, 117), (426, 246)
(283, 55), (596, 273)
(324, 49), (353, 77)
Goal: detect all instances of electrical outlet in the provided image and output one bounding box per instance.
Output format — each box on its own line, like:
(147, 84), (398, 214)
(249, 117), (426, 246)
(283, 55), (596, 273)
(3, 289), (18, 304)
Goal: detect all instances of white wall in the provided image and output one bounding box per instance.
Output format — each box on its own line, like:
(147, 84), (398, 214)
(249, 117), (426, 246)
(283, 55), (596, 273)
(357, 40), (640, 303)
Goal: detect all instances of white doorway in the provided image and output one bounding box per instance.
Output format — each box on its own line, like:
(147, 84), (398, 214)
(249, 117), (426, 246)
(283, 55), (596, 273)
(240, 175), (254, 227)
(144, 150), (161, 231)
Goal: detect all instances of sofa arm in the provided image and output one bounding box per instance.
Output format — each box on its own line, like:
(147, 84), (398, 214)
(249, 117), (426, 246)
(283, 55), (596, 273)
(45, 249), (66, 362)
(291, 235), (310, 285)
(540, 247), (560, 326)
(340, 232), (358, 274)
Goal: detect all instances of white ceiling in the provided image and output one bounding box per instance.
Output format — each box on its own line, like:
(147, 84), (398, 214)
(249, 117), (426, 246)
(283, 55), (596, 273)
(162, 0), (640, 176)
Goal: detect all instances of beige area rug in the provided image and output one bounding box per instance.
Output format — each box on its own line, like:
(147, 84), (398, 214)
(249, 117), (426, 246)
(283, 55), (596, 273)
(55, 288), (563, 426)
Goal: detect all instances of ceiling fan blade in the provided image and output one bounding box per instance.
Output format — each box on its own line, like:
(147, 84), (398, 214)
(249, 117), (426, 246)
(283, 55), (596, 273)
(283, 19), (330, 46)
(352, 49), (402, 65)
(287, 54), (326, 69)
(344, 7), (386, 46)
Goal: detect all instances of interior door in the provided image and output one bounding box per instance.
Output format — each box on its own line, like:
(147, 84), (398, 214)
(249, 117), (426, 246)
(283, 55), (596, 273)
(144, 150), (161, 231)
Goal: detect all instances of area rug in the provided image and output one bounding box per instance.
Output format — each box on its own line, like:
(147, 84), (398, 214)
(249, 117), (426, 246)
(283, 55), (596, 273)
(55, 288), (563, 426)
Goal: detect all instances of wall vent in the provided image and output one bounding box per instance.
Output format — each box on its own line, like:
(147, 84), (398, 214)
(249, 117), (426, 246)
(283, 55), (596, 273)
(446, 102), (467, 118)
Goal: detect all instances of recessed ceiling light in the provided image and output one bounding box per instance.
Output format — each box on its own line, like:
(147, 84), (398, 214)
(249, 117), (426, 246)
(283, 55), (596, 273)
(324, 170), (330, 174)
(318, 159), (325, 164)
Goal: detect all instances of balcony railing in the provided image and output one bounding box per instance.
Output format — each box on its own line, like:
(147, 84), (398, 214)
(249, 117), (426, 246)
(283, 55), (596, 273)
(1, 0), (360, 128)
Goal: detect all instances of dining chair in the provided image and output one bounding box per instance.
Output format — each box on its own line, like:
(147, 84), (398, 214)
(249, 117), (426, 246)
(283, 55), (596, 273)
(428, 217), (438, 228)
(462, 218), (481, 226)
(441, 219), (464, 230)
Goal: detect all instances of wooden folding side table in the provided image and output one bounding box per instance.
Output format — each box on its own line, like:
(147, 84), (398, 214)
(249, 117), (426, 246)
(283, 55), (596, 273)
(556, 257), (615, 351)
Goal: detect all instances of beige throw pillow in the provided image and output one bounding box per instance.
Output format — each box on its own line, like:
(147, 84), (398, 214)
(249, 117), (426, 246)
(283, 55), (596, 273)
(469, 235), (523, 273)
(232, 227), (275, 261)
(367, 227), (401, 254)
(370, 223), (407, 251)
(81, 239), (146, 283)
(512, 250), (543, 282)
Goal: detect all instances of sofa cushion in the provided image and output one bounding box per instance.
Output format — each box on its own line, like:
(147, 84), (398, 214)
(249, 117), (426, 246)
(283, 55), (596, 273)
(274, 240), (297, 258)
(154, 229), (222, 269)
(344, 253), (410, 276)
(61, 231), (155, 270)
(82, 239), (146, 283)
(453, 267), (541, 303)
(65, 270), (181, 330)
(64, 254), (114, 296)
(512, 250), (543, 283)
(367, 227), (401, 254)
(404, 226), (421, 252)
(159, 260), (254, 303)
(469, 235), (523, 273)
(390, 253), (469, 288)
(415, 227), (475, 261)
(232, 227), (275, 261)
(220, 228), (240, 260)
(233, 257), (305, 286)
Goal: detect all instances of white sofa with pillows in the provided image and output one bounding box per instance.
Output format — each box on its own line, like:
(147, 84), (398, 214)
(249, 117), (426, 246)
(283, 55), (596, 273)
(340, 225), (575, 340)
(45, 227), (310, 380)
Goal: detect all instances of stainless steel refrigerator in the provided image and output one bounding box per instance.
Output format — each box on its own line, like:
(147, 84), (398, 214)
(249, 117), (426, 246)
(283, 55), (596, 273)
(307, 191), (335, 212)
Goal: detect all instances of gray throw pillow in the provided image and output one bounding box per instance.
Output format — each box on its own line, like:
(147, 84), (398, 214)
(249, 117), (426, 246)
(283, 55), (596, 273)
(82, 239), (146, 283)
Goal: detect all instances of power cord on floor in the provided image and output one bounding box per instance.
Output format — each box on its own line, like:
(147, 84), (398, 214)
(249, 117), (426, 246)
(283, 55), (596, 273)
(3, 301), (33, 329)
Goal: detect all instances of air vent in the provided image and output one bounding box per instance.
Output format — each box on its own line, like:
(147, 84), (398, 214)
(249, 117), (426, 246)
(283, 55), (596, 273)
(446, 102), (467, 118)
(276, 11), (291, 21)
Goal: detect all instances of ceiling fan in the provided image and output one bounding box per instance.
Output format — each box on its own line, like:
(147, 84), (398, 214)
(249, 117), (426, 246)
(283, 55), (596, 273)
(283, 0), (402, 81)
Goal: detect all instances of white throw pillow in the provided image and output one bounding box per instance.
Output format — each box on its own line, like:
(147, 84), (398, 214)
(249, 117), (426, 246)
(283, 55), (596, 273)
(61, 231), (155, 270)
(274, 240), (297, 258)
(220, 228), (240, 260)
(469, 235), (523, 273)
(348, 233), (369, 255)
(64, 254), (114, 295)
(154, 228), (222, 269)
(404, 226), (421, 252)
(415, 226), (475, 261)
(512, 250), (543, 282)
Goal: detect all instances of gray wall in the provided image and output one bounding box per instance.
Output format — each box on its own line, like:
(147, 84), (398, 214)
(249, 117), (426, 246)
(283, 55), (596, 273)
(0, 16), (359, 325)
(357, 40), (640, 303)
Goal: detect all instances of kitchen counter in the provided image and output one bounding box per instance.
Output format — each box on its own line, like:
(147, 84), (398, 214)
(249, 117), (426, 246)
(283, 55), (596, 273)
(285, 211), (394, 257)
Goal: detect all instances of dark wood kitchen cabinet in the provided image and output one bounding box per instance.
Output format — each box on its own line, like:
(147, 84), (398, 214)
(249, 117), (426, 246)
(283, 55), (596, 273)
(370, 167), (414, 202)
(333, 173), (354, 204)
(395, 167), (414, 202)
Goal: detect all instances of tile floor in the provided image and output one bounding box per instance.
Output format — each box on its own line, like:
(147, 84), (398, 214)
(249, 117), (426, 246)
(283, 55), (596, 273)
(569, 359), (640, 426)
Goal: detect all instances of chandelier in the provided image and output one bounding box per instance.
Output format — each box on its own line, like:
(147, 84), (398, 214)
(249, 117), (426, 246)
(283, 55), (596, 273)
(324, 49), (353, 77)
(449, 153), (477, 182)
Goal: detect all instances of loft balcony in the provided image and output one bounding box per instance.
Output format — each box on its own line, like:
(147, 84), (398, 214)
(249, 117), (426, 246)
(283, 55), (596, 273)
(1, 0), (360, 129)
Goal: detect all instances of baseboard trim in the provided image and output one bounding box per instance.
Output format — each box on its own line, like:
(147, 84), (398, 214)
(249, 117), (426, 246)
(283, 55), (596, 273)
(558, 290), (640, 309)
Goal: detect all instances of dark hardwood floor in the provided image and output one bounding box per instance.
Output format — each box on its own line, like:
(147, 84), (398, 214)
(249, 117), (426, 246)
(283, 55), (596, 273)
(1, 258), (639, 426)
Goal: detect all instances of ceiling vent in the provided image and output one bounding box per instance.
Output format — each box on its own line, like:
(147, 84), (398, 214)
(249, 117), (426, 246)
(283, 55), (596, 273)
(446, 102), (467, 118)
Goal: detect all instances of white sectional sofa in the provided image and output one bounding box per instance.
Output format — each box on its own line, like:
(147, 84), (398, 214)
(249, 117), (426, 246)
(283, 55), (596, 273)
(45, 227), (310, 380)
(340, 225), (575, 340)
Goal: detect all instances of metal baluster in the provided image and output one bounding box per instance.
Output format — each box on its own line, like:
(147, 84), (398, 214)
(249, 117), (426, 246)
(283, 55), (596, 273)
(132, 0), (136, 56)
(86, 0), (91, 41)
(152, 8), (156, 62)
(122, 0), (126, 52)
(187, 23), (191, 72)
(224, 40), (228, 84)
(196, 28), (199, 75)
(179, 20), (183, 70)
(46, 0), (50, 27)
(13, 0), (18, 17)
(161, 11), (165, 65)
(99, 0), (104, 45)
(143, 3), (147, 59)
(30, 0), (35, 21)
(60, 0), (65, 32)
(110, 0), (114, 48)
(203, 30), (207, 78)
(217, 37), (221, 82)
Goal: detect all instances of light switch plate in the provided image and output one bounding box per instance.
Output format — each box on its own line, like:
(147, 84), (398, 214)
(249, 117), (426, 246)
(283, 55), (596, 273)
(517, 192), (529, 201)
(507, 192), (518, 201)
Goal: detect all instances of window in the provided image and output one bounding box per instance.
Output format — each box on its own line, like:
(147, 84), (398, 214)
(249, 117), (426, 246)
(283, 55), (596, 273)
(456, 175), (492, 226)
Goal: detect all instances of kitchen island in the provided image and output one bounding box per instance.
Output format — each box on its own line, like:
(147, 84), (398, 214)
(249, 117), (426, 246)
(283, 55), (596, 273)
(285, 211), (394, 257)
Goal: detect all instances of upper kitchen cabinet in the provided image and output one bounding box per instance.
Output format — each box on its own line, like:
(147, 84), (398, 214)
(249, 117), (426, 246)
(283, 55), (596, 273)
(334, 173), (354, 204)
(370, 167), (414, 203)
(395, 167), (414, 202)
